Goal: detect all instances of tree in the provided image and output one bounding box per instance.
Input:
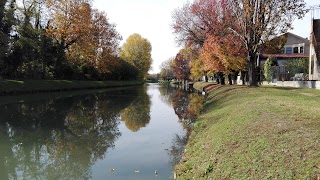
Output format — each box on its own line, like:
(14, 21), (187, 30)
(0, 0), (9, 64)
(119, 33), (152, 80)
(171, 0), (224, 47)
(47, 0), (92, 50)
(120, 86), (151, 132)
(200, 32), (247, 80)
(0, 0), (15, 77)
(8, 0), (51, 79)
(46, 0), (122, 79)
(190, 57), (207, 81)
(160, 57), (175, 80)
(171, 2), (206, 47)
(172, 0), (238, 83)
(263, 57), (278, 82)
(180, 47), (205, 81)
(230, 0), (307, 86)
(173, 51), (191, 81)
(284, 58), (308, 80)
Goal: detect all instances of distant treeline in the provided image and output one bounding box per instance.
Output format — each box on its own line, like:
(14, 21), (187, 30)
(0, 0), (140, 80)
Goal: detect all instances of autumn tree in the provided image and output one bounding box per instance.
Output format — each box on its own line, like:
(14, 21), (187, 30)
(200, 32), (247, 84)
(229, 0), (307, 86)
(172, 0), (236, 82)
(183, 47), (206, 81)
(172, 0), (307, 86)
(171, 2), (205, 47)
(46, 0), (93, 50)
(160, 57), (175, 80)
(119, 33), (152, 80)
(120, 86), (150, 132)
(46, 0), (122, 79)
(173, 51), (191, 82)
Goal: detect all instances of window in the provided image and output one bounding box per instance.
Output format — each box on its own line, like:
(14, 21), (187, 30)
(285, 47), (292, 54)
(293, 47), (299, 53)
(300, 46), (304, 53)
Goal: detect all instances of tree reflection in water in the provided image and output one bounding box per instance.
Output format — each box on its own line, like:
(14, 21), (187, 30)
(0, 88), (143, 179)
(159, 84), (205, 167)
(160, 85), (205, 127)
(120, 85), (151, 132)
(0, 85), (196, 179)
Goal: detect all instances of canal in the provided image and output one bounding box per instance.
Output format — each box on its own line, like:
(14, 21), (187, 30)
(0, 83), (204, 180)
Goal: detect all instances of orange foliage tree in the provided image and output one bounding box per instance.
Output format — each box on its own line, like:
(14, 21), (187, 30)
(47, 0), (121, 69)
(172, 0), (307, 86)
(173, 51), (191, 81)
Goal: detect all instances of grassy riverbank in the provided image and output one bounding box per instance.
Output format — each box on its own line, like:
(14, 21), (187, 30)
(0, 80), (144, 95)
(192, 82), (216, 92)
(175, 85), (320, 179)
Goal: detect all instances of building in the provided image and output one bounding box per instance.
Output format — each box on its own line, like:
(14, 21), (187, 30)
(259, 32), (310, 66)
(309, 18), (320, 80)
(258, 32), (310, 82)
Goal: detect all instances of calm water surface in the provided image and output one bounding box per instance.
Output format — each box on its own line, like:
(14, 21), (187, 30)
(0, 84), (204, 180)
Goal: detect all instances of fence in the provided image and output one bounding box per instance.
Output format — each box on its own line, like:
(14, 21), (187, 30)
(260, 65), (309, 83)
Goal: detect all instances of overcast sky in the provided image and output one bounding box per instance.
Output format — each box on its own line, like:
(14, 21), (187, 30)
(93, 0), (320, 74)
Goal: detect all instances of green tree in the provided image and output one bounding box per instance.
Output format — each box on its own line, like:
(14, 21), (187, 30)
(263, 57), (278, 82)
(0, 0), (15, 77)
(8, 0), (55, 79)
(119, 33), (152, 80)
(284, 58), (308, 80)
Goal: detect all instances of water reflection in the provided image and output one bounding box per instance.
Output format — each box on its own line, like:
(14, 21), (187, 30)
(158, 84), (205, 168)
(0, 84), (204, 179)
(159, 85), (205, 127)
(121, 85), (151, 132)
(0, 87), (149, 180)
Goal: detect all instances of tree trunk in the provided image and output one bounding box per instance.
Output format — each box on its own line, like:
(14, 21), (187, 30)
(248, 54), (258, 86)
(228, 74), (232, 85)
(240, 71), (246, 85)
(219, 72), (225, 85)
(216, 75), (220, 84)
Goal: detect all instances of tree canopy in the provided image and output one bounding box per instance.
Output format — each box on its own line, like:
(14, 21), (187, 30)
(171, 0), (308, 86)
(119, 33), (152, 80)
(0, 0), (143, 81)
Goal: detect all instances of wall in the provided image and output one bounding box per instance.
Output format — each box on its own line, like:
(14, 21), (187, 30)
(261, 81), (320, 89)
(285, 33), (310, 55)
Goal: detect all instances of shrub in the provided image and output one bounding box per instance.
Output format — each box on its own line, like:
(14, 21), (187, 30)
(263, 57), (278, 82)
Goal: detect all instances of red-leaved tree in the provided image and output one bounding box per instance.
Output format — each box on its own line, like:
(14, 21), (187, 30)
(173, 53), (191, 81)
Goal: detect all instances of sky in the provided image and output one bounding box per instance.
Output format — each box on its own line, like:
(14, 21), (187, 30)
(93, 0), (320, 74)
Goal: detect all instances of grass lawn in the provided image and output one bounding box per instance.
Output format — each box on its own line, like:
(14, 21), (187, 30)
(0, 80), (144, 95)
(175, 85), (320, 179)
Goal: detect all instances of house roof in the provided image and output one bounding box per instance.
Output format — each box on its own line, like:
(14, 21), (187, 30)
(285, 32), (309, 43)
(268, 32), (309, 43)
(261, 53), (309, 59)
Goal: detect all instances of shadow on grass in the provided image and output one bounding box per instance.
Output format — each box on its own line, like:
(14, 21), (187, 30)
(261, 86), (298, 91)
